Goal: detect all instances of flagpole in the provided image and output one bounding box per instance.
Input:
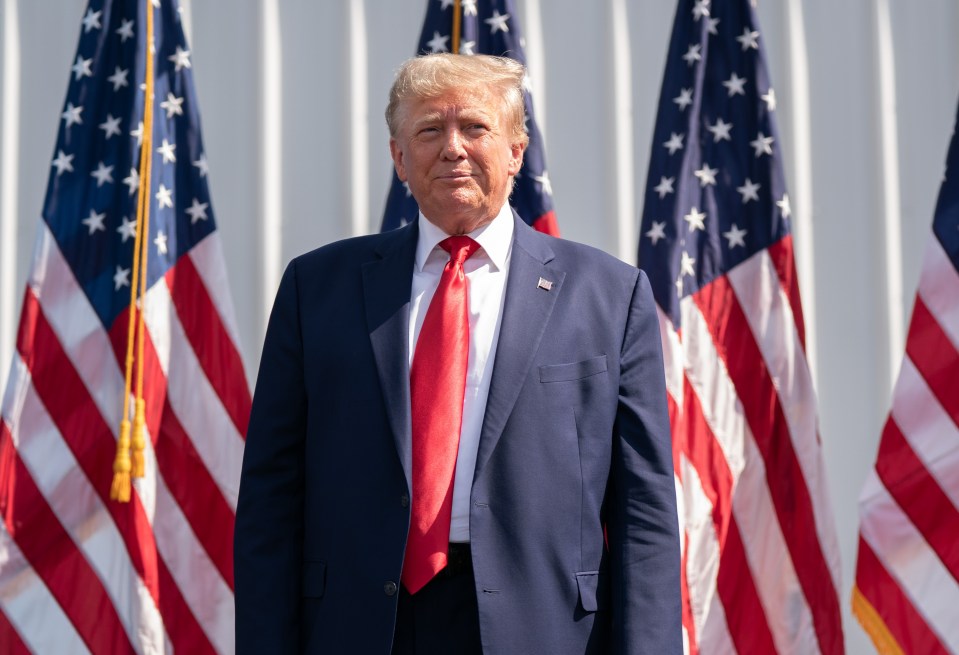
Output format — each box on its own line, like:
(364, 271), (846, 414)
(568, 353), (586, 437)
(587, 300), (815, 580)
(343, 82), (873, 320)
(452, 0), (461, 54)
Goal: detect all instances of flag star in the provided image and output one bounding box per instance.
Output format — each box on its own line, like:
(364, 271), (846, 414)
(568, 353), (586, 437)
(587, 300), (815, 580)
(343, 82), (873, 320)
(152, 0), (160, 7)
(694, 163), (718, 187)
(107, 66), (129, 91)
(403, 181), (412, 197)
(684, 207), (706, 232)
(653, 176), (675, 199)
(750, 132), (774, 157)
(723, 72), (747, 96)
(762, 88), (777, 111)
(674, 88), (693, 110)
(485, 9), (510, 33)
(675, 276), (684, 297)
(131, 121), (144, 146)
(462, 0), (477, 16)
(52, 150), (74, 176)
(123, 168), (140, 195)
(72, 55), (93, 81)
(168, 46), (191, 72)
(663, 132), (684, 155)
(706, 17), (720, 35)
(193, 153), (209, 177)
(706, 118), (732, 142)
(439, 0), (455, 8)
(156, 184), (174, 209)
(683, 44), (702, 66)
(99, 114), (122, 139)
(114, 265), (131, 290)
(460, 40), (476, 55)
(692, 0), (710, 20)
(533, 172), (553, 196)
(90, 162), (114, 187)
(646, 221), (667, 245)
(82, 8), (102, 33)
(737, 27), (760, 51)
(426, 31), (449, 53)
(680, 251), (696, 277)
(61, 102), (83, 128)
(777, 194), (792, 218)
(82, 209), (106, 234)
(154, 230), (169, 255)
(186, 198), (210, 223)
(736, 178), (761, 203)
(723, 223), (748, 248)
(160, 92), (184, 118)
(117, 216), (137, 242)
(116, 18), (135, 42)
(157, 138), (177, 164)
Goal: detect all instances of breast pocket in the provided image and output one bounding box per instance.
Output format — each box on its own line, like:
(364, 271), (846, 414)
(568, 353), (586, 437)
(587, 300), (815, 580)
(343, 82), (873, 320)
(539, 355), (608, 383)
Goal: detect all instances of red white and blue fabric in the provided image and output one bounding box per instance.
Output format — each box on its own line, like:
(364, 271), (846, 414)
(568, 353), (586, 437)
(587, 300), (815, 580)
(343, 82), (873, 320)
(852, 101), (959, 653)
(0, 1), (250, 653)
(638, 1), (844, 653)
(380, 0), (558, 236)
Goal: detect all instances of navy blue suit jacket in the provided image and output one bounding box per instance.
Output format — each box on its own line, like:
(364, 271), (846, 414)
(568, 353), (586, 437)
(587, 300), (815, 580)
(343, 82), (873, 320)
(234, 214), (682, 654)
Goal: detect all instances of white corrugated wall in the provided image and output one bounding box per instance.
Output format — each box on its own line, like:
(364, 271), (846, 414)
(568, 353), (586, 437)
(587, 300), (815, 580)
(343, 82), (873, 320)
(2, 1), (957, 652)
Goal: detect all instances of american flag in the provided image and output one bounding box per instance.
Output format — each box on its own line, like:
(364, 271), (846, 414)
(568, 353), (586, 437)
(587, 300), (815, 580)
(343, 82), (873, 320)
(0, 1), (249, 653)
(380, 0), (558, 236)
(852, 102), (959, 653)
(637, 1), (844, 653)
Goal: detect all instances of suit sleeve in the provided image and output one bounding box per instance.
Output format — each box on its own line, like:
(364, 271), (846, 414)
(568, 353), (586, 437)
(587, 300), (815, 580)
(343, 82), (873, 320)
(608, 269), (683, 654)
(234, 261), (307, 654)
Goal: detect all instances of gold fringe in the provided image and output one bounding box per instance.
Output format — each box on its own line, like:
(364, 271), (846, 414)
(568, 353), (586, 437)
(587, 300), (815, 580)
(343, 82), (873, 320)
(851, 585), (905, 655)
(132, 398), (146, 478)
(452, 0), (461, 54)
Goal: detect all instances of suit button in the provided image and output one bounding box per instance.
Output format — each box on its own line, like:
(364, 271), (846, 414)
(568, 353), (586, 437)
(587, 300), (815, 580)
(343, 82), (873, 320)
(400, 494), (410, 507)
(384, 581), (398, 596)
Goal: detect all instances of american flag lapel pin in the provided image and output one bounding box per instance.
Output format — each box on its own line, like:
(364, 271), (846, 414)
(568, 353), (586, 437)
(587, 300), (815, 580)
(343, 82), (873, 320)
(537, 277), (553, 291)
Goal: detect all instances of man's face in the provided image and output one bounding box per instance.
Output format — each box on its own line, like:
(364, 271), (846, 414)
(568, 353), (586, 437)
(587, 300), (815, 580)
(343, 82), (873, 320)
(389, 88), (525, 235)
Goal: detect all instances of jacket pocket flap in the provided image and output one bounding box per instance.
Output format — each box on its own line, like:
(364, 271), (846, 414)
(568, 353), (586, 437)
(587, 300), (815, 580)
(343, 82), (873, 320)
(540, 355), (608, 383)
(575, 571), (608, 612)
(302, 560), (327, 598)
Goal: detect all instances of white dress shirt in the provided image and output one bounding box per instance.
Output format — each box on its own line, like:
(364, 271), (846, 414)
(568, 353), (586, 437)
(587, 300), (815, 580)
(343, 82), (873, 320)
(409, 204), (514, 543)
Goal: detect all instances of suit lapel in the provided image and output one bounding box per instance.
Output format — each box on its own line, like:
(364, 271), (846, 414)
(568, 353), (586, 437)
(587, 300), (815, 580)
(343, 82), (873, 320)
(474, 216), (565, 477)
(362, 222), (418, 491)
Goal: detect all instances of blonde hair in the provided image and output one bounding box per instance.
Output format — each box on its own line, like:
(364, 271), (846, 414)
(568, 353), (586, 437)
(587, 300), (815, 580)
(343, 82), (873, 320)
(386, 53), (529, 147)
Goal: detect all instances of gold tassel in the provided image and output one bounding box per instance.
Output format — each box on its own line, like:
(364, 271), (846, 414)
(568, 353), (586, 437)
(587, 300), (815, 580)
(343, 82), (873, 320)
(110, 418), (133, 502)
(132, 398), (146, 478)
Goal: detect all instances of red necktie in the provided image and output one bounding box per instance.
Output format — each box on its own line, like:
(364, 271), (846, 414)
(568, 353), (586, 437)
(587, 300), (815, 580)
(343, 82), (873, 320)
(402, 235), (480, 594)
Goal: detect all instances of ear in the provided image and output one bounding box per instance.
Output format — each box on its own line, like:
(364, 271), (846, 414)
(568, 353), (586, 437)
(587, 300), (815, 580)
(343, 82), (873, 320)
(507, 140), (526, 176)
(389, 138), (408, 182)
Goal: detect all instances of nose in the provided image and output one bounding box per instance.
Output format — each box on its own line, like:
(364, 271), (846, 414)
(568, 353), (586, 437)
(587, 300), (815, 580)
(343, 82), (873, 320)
(442, 129), (467, 159)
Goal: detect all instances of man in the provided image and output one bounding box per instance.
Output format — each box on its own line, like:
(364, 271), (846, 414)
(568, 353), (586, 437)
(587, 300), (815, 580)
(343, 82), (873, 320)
(235, 53), (681, 654)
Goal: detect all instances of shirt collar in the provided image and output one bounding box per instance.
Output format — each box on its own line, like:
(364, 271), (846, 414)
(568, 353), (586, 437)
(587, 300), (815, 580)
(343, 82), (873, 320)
(414, 203), (514, 273)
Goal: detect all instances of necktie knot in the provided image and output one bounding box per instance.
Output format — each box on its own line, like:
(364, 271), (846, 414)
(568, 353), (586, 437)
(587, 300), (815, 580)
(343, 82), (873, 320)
(439, 236), (480, 268)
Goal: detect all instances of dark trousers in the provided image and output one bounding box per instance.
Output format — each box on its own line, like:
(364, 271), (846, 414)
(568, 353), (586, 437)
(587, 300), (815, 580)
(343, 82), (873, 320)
(392, 544), (483, 655)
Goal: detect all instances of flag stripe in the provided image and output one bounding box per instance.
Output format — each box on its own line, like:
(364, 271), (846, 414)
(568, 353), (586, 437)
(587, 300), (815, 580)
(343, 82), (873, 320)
(855, 537), (949, 654)
(716, 518), (779, 654)
(918, 235), (959, 347)
(728, 248), (841, 591)
(0, 422), (135, 654)
(890, 357), (959, 507)
(766, 235), (806, 350)
(0, 522), (90, 655)
(875, 417), (959, 581)
(859, 473), (959, 650)
(188, 233), (246, 358)
(677, 453), (721, 641)
(0, 608), (32, 655)
(905, 297), (959, 426)
(165, 255), (251, 437)
(693, 274), (843, 655)
(16, 291), (215, 654)
(148, 277), (244, 509)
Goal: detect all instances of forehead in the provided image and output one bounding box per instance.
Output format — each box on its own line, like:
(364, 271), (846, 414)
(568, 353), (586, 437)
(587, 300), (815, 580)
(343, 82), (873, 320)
(400, 88), (504, 125)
